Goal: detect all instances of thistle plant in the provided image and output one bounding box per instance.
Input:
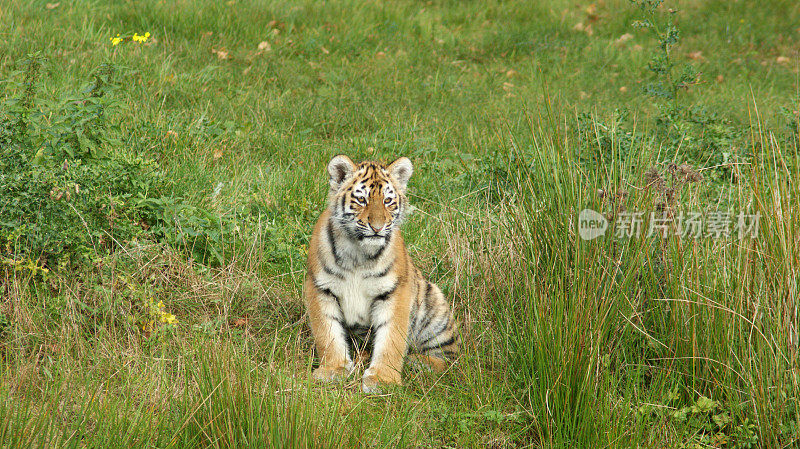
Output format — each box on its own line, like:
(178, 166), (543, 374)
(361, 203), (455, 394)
(630, 0), (700, 102)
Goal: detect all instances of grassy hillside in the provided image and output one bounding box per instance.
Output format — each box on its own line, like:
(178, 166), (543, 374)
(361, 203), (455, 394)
(1, 0), (799, 447)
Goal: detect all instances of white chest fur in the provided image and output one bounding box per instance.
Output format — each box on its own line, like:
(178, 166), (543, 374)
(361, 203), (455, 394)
(316, 269), (396, 327)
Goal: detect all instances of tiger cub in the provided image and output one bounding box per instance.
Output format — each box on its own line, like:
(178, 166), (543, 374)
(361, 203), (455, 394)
(304, 155), (459, 393)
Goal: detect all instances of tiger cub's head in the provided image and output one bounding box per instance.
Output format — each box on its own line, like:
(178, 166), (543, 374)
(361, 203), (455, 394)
(326, 155), (413, 242)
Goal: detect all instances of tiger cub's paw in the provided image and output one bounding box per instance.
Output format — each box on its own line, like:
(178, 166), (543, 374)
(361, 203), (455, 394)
(361, 367), (402, 394)
(313, 363), (353, 383)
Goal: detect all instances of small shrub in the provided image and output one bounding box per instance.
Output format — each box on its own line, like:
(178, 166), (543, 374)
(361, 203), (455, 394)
(0, 55), (239, 270)
(574, 1), (743, 181)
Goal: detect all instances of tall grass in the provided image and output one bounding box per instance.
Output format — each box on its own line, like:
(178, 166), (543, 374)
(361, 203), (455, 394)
(486, 109), (799, 447)
(0, 342), (364, 448)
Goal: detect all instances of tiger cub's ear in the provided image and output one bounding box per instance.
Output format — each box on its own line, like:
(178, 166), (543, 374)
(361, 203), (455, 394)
(327, 155), (355, 190)
(387, 157), (413, 191)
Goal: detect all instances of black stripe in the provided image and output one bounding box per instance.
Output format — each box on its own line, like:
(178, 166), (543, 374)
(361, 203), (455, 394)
(316, 286), (340, 301)
(366, 242), (386, 261)
(372, 321), (387, 332)
(372, 292), (391, 302)
(413, 291), (426, 333)
(417, 283), (435, 329)
(366, 262), (393, 278)
(324, 313), (344, 325)
(421, 336), (456, 352)
(418, 302), (437, 334)
(409, 299), (420, 334)
(415, 276), (425, 301)
(372, 283), (397, 302)
(344, 332), (352, 353)
(322, 264), (345, 279)
(418, 320), (449, 347)
(315, 285), (342, 308)
(418, 314), (435, 337)
(326, 219), (342, 265)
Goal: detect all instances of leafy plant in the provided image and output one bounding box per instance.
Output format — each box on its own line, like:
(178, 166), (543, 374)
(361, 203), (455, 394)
(630, 0), (699, 102)
(0, 56), (237, 269)
(628, 0), (742, 167)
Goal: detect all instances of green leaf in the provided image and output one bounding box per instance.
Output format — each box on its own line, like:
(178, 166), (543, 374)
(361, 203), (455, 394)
(692, 396), (717, 413)
(31, 147), (45, 165)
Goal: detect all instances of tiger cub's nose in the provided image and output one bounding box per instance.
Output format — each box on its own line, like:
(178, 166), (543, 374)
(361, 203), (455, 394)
(369, 222), (383, 233)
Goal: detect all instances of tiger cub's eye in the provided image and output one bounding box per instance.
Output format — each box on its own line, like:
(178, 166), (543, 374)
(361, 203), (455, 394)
(383, 198), (392, 205)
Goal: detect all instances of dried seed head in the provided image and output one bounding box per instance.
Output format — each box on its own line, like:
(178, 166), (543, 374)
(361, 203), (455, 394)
(644, 167), (666, 191)
(678, 163), (704, 183)
(665, 187), (676, 205)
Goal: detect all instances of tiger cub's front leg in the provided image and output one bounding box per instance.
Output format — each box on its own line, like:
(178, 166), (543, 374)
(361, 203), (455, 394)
(304, 277), (353, 382)
(362, 285), (412, 394)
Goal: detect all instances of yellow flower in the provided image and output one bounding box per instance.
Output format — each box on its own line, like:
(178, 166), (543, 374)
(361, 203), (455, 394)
(110, 36), (123, 46)
(160, 312), (178, 325)
(157, 300), (165, 309)
(132, 32), (151, 43)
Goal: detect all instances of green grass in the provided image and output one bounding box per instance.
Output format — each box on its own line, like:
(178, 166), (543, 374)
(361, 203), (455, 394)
(1, 0), (799, 447)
